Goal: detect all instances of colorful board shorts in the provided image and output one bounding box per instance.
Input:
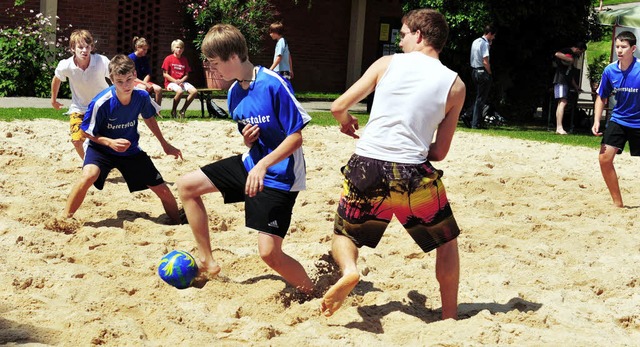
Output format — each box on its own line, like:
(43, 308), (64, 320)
(69, 112), (86, 141)
(334, 154), (460, 253)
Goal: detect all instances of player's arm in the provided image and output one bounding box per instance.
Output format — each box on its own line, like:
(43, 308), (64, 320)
(143, 116), (183, 159)
(428, 76), (466, 161)
(592, 95), (608, 136)
(331, 55), (392, 138)
(245, 129), (303, 197)
(50, 76), (64, 109)
(82, 131), (131, 153)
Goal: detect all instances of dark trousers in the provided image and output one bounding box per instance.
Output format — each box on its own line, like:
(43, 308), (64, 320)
(471, 69), (492, 128)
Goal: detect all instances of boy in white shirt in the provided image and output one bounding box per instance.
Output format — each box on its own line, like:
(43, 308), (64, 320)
(51, 29), (110, 160)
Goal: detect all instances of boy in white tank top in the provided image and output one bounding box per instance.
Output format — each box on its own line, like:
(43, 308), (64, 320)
(321, 8), (466, 321)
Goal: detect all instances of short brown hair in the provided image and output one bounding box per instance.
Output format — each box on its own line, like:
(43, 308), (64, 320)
(269, 21), (284, 35)
(201, 24), (248, 62)
(69, 29), (94, 51)
(109, 54), (136, 77)
(402, 9), (449, 52)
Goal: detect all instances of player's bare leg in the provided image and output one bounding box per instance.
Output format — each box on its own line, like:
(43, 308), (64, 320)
(436, 239), (459, 320)
(177, 170), (221, 277)
(321, 234), (360, 317)
(72, 140), (85, 160)
(148, 182), (181, 224)
(599, 144), (624, 207)
(258, 233), (314, 294)
(64, 164), (100, 217)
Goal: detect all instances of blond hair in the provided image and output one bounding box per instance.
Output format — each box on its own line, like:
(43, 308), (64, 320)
(201, 24), (248, 62)
(171, 39), (184, 52)
(132, 36), (149, 49)
(69, 29), (94, 52)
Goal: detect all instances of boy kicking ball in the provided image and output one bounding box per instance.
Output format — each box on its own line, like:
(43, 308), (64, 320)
(63, 54), (184, 224)
(176, 24), (314, 295)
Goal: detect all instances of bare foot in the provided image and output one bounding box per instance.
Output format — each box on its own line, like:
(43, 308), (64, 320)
(321, 273), (360, 317)
(198, 261), (221, 279)
(556, 129), (568, 135)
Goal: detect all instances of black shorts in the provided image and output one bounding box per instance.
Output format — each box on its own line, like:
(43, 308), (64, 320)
(84, 145), (164, 192)
(200, 155), (299, 238)
(602, 121), (640, 156)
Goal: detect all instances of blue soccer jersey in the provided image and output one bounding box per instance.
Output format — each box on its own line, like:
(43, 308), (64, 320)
(228, 67), (311, 191)
(598, 58), (640, 128)
(82, 86), (160, 156)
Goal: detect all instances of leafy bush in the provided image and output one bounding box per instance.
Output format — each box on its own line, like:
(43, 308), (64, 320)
(181, 0), (274, 59)
(587, 53), (609, 84)
(0, 6), (71, 97)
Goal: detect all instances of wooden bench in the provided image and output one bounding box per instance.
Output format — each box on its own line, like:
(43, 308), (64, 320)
(155, 88), (224, 118)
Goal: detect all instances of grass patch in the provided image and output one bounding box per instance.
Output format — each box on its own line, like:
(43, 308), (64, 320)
(587, 39), (612, 65)
(599, 0), (639, 6)
(295, 92), (341, 101)
(459, 125), (601, 148)
(178, 89), (340, 101)
(0, 107), (601, 149)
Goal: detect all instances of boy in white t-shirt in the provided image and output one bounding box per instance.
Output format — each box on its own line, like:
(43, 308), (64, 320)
(51, 29), (111, 160)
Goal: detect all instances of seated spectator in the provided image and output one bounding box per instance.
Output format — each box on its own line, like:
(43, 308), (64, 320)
(129, 36), (163, 105)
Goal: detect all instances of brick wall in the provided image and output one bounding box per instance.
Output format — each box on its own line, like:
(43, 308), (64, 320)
(254, 0), (402, 93)
(1, 0), (403, 93)
(54, 0), (187, 87)
(253, 0), (352, 93)
(0, 1), (40, 28)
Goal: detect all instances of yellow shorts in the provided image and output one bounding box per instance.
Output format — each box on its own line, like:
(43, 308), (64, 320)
(69, 112), (86, 142)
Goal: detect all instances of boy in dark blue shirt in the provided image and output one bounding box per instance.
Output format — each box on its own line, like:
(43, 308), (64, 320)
(64, 54), (183, 224)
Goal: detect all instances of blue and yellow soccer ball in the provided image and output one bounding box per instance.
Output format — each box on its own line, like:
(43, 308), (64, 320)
(158, 250), (198, 289)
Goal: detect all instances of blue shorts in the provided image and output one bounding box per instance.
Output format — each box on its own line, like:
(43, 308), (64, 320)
(334, 154), (460, 253)
(554, 83), (569, 99)
(84, 145), (164, 192)
(602, 120), (640, 156)
(200, 155), (298, 238)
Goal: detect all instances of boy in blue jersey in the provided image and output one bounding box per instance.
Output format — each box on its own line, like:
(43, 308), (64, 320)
(592, 31), (640, 208)
(63, 54), (184, 223)
(176, 24), (314, 294)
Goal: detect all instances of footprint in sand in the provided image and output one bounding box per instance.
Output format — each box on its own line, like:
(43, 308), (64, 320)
(44, 217), (82, 234)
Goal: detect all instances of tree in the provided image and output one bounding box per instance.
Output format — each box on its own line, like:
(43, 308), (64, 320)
(403, 0), (598, 123)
